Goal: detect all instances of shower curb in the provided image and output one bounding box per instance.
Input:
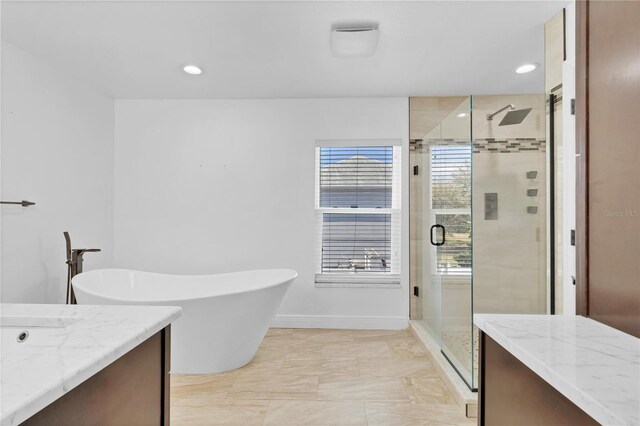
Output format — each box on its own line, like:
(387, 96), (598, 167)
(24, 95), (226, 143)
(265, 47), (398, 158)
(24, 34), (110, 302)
(409, 321), (478, 419)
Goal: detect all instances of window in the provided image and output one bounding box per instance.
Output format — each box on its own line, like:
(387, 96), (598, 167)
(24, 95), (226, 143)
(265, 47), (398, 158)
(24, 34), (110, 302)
(315, 141), (401, 286)
(430, 145), (471, 275)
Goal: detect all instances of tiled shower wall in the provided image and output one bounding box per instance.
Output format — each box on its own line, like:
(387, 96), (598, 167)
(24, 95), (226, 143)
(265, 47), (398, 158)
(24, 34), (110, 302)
(472, 94), (548, 315)
(473, 138), (546, 153)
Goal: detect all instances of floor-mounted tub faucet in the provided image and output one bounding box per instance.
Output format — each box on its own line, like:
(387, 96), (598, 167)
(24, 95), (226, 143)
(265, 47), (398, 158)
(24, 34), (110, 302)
(64, 231), (100, 304)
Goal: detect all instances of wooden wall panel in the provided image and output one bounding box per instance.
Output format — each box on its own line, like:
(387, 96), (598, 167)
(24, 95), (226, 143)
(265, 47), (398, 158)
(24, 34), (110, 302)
(576, 0), (640, 337)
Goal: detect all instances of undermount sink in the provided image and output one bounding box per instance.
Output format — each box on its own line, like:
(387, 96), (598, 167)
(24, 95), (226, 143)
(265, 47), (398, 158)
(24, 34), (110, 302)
(1, 315), (79, 328)
(0, 303), (180, 425)
(1, 315), (79, 347)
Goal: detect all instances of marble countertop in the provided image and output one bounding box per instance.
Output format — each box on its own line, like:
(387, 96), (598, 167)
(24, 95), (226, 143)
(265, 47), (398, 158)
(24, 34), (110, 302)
(474, 314), (640, 426)
(0, 303), (181, 425)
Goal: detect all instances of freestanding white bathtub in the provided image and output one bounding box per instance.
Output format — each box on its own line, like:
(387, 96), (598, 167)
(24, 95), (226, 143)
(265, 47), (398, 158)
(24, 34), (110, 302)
(72, 268), (297, 374)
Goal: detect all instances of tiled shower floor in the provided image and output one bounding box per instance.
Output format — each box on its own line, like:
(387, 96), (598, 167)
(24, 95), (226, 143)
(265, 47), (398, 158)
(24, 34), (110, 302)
(440, 326), (479, 387)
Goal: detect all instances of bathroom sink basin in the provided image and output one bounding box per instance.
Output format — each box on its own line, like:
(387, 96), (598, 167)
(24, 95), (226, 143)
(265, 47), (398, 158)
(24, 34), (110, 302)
(1, 316), (79, 348)
(1, 315), (78, 328)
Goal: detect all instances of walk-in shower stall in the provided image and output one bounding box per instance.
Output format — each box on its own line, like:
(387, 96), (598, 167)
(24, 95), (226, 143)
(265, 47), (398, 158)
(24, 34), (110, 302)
(409, 95), (550, 390)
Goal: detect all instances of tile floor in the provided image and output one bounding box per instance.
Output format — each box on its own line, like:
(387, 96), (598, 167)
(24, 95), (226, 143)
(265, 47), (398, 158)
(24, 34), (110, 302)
(171, 328), (476, 425)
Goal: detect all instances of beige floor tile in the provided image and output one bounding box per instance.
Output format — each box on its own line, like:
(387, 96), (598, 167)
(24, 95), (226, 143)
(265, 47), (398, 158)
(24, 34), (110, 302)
(267, 328), (295, 336)
(353, 329), (412, 341)
(171, 372), (238, 401)
(387, 339), (429, 359)
(358, 357), (438, 377)
(318, 375), (411, 402)
(322, 340), (392, 358)
(365, 402), (474, 426)
(170, 328), (470, 424)
(171, 372), (238, 388)
(228, 372), (319, 400)
(282, 356), (360, 376)
(226, 390), (319, 401)
(171, 399), (269, 426)
(403, 377), (458, 405)
(255, 342), (325, 364)
(286, 342), (326, 358)
(263, 400), (367, 426)
(262, 335), (325, 355)
(252, 344), (289, 362)
(237, 357), (284, 375)
(293, 329), (356, 343)
(261, 334), (307, 348)
(358, 357), (439, 378)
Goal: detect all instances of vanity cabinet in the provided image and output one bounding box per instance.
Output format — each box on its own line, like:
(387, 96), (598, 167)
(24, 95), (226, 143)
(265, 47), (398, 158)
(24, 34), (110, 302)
(475, 314), (638, 426)
(478, 331), (597, 426)
(22, 327), (171, 426)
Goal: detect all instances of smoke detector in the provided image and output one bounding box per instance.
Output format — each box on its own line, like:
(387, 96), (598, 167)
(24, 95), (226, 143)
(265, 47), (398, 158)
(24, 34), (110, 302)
(330, 24), (379, 58)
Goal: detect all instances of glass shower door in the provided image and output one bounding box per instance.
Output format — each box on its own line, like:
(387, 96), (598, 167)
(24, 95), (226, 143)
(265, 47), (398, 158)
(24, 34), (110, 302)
(410, 139), (442, 343)
(410, 95), (548, 392)
(429, 98), (475, 389)
(409, 96), (475, 390)
(425, 97), (475, 388)
(470, 94), (548, 388)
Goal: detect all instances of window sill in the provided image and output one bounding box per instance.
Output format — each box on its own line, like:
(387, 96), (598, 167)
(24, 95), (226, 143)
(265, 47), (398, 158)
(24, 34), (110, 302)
(315, 282), (402, 289)
(315, 273), (401, 288)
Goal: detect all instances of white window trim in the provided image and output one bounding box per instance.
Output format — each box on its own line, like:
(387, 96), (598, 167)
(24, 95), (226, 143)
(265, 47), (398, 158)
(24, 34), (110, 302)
(314, 140), (402, 288)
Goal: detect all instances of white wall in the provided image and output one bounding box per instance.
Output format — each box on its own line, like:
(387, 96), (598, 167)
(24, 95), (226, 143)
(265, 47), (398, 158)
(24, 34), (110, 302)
(113, 98), (409, 329)
(1, 40), (114, 303)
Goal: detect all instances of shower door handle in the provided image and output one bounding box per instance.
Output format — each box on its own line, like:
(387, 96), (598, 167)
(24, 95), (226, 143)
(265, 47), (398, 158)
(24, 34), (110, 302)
(430, 224), (446, 246)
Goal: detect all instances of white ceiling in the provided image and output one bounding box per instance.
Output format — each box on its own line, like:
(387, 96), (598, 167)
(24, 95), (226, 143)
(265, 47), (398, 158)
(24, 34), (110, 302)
(1, 1), (568, 99)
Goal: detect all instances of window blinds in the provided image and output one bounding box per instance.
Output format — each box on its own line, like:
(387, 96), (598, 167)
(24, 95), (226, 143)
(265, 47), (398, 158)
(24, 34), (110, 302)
(319, 147), (393, 209)
(431, 145), (471, 210)
(430, 145), (472, 274)
(315, 145), (401, 286)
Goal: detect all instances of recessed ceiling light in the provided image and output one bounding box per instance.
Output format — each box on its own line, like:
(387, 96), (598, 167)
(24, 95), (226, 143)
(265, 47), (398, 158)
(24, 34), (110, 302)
(515, 63), (538, 74)
(182, 64), (203, 75)
(457, 113), (468, 118)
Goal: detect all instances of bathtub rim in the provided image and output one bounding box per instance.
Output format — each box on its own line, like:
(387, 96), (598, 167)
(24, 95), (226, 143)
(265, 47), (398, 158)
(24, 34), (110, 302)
(72, 268), (298, 304)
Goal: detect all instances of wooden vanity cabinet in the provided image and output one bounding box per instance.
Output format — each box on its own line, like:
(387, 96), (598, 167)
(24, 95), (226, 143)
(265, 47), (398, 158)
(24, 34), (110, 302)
(23, 326), (171, 426)
(477, 331), (598, 426)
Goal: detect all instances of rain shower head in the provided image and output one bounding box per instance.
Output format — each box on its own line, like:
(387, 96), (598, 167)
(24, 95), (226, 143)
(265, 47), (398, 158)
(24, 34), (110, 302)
(486, 104), (515, 121)
(499, 108), (532, 126)
(486, 104), (532, 126)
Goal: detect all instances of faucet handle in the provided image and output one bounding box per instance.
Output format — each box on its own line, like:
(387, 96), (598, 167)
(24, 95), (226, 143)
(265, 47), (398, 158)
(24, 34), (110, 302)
(63, 231), (72, 262)
(73, 248), (101, 257)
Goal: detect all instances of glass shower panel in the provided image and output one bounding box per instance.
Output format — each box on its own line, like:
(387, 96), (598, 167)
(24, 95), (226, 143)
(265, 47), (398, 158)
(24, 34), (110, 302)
(410, 95), (549, 392)
(410, 139), (442, 343)
(471, 94), (548, 387)
(434, 99), (474, 389)
(410, 96), (471, 350)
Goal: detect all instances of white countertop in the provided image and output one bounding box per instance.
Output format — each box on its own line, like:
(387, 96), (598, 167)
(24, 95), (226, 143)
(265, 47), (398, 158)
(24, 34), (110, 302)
(0, 303), (181, 425)
(474, 314), (640, 426)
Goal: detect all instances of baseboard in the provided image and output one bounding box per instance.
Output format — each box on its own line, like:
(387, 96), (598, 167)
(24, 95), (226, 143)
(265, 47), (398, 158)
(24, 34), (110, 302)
(271, 314), (409, 330)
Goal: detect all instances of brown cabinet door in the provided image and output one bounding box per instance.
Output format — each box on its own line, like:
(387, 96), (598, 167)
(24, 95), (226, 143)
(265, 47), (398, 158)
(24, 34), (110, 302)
(576, 0), (640, 337)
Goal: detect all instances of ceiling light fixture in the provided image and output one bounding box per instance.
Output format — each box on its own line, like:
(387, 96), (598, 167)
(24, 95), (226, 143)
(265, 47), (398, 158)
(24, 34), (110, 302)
(515, 63), (538, 74)
(330, 24), (379, 58)
(457, 113), (468, 118)
(182, 64), (203, 75)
